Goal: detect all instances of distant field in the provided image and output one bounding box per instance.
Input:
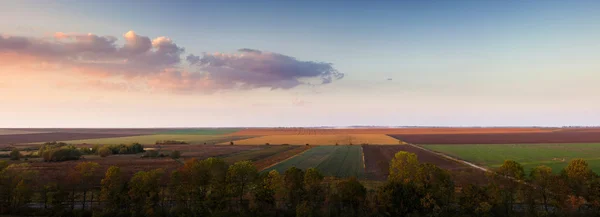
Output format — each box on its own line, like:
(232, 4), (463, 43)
(263, 146), (364, 178)
(41, 134), (253, 145)
(0, 129), (50, 135)
(158, 128), (242, 135)
(421, 143), (600, 173)
(1, 133), (144, 146)
(232, 127), (559, 136)
(225, 134), (400, 145)
(390, 131), (600, 144)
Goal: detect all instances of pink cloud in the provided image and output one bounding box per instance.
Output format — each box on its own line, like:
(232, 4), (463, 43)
(1, 32), (343, 93)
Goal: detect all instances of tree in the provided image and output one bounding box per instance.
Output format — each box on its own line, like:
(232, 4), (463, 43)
(563, 158), (594, 199)
(170, 150), (181, 159)
(99, 166), (127, 215)
(98, 147), (112, 157)
(284, 167), (305, 213)
(227, 161), (258, 211)
(335, 177), (366, 216)
(70, 162), (100, 210)
(416, 163), (455, 216)
(0, 163), (38, 212)
(302, 168), (324, 216)
(388, 151), (420, 183)
(252, 170), (283, 217)
(128, 169), (165, 217)
(493, 160), (525, 216)
(529, 165), (554, 214)
(9, 149), (20, 161)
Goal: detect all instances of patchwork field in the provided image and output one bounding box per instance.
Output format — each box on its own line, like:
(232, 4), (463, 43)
(39, 134), (254, 145)
(263, 146), (364, 178)
(225, 134), (400, 145)
(232, 127), (559, 136)
(361, 145), (484, 184)
(421, 143), (600, 173)
(157, 128), (242, 135)
(389, 131), (600, 144)
(0, 133), (145, 146)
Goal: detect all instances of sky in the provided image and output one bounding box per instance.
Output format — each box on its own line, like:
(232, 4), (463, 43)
(1, 0), (599, 128)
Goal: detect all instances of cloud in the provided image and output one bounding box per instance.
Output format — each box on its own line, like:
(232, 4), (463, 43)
(1, 32), (343, 93)
(192, 49), (344, 90)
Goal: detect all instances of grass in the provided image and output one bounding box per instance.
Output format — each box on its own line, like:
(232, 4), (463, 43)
(262, 146), (365, 178)
(157, 128), (242, 135)
(421, 143), (600, 173)
(225, 134), (400, 145)
(37, 134), (252, 145)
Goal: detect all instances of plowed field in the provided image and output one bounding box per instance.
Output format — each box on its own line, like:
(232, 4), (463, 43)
(223, 134), (400, 145)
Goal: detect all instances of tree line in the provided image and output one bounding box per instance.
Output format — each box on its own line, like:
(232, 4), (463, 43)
(2, 151), (600, 217)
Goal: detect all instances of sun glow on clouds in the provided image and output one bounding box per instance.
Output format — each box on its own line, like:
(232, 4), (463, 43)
(0, 31), (344, 94)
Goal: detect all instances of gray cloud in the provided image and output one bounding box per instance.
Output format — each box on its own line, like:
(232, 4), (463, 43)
(191, 49), (344, 90)
(186, 54), (200, 65)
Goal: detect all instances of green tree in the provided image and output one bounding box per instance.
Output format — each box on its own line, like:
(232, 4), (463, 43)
(170, 150), (181, 159)
(335, 177), (366, 217)
(302, 168), (324, 216)
(416, 163), (455, 217)
(98, 147), (112, 157)
(563, 158), (594, 199)
(73, 162), (100, 210)
(227, 161), (258, 211)
(99, 166), (127, 215)
(529, 165), (554, 215)
(128, 169), (165, 217)
(388, 151), (420, 183)
(252, 170), (283, 217)
(284, 167), (305, 214)
(493, 160), (525, 217)
(0, 163), (38, 213)
(9, 149), (20, 161)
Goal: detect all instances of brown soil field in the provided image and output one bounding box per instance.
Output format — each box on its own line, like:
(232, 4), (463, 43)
(0, 133), (148, 146)
(155, 144), (263, 159)
(20, 155), (180, 185)
(232, 127), (557, 136)
(254, 146), (312, 170)
(389, 131), (600, 144)
(225, 134), (400, 145)
(362, 145), (486, 185)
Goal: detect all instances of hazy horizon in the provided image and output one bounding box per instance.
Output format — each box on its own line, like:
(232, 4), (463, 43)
(2, 1), (599, 127)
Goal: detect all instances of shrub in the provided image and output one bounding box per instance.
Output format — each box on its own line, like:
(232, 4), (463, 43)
(98, 147), (112, 158)
(39, 142), (81, 162)
(101, 143), (145, 155)
(265, 143), (270, 146)
(171, 150), (181, 159)
(118, 147), (128, 154)
(230, 141), (234, 145)
(156, 140), (188, 145)
(10, 148), (20, 161)
(143, 150), (160, 158)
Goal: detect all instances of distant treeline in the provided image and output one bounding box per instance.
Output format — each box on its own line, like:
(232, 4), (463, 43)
(2, 151), (600, 217)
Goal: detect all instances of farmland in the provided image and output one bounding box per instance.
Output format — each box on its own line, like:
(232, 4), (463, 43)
(225, 134), (400, 145)
(231, 127), (558, 136)
(389, 130), (600, 144)
(263, 146), (364, 178)
(421, 143), (600, 174)
(362, 145), (485, 184)
(36, 134), (254, 145)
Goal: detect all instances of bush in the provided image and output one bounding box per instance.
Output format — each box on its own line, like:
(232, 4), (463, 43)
(101, 143), (145, 155)
(230, 141), (234, 145)
(156, 140), (188, 145)
(39, 142), (81, 162)
(10, 148), (20, 161)
(143, 150), (160, 158)
(98, 147), (112, 158)
(170, 150), (181, 159)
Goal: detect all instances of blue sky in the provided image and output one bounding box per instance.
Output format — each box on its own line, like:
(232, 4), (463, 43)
(1, 0), (599, 127)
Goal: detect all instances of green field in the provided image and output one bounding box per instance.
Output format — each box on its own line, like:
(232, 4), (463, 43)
(223, 145), (299, 164)
(157, 128), (242, 135)
(263, 146), (364, 178)
(39, 134), (252, 145)
(421, 143), (600, 173)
